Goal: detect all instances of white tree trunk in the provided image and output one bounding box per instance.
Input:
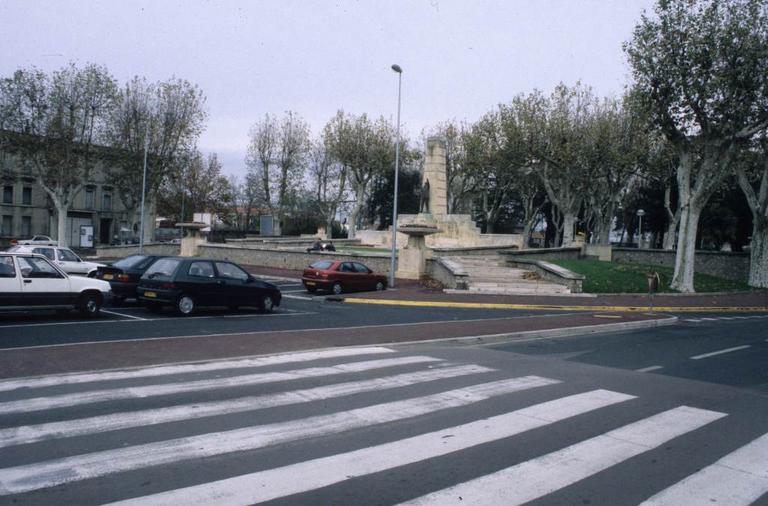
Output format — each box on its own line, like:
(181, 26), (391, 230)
(671, 204), (701, 292)
(347, 188), (366, 239)
(561, 212), (576, 246)
(55, 206), (68, 248)
(748, 218), (768, 287)
(663, 220), (678, 250)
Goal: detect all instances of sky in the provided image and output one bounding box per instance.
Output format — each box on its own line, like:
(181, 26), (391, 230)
(1, 0), (656, 177)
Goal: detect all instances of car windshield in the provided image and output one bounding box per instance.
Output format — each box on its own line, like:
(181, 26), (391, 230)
(143, 258), (180, 278)
(113, 255), (148, 269)
(310, 260), (333, 270)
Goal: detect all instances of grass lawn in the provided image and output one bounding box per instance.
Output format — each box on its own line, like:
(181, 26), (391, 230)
(550, 259), (751, 293)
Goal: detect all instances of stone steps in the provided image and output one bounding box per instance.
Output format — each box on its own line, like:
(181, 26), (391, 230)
(442, 255), (571, 295)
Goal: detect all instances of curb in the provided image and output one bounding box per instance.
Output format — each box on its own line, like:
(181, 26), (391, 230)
(388, 315), (680, 348)
(342, 297), (768, 313)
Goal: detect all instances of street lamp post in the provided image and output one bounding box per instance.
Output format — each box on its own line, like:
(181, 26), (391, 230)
(139, 123), (149, 254)
(389, 64), (402, 289)
(636, 209), (645, 248)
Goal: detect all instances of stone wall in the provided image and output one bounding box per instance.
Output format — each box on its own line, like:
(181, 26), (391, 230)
(96, 243), (180, 258)
(501, 247), (582, 261)
(431, 245), (524, 257)
(612, 248), (749, 282)
(197, 244), (393, 273)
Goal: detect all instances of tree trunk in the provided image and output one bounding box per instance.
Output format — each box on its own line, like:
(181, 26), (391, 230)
(55, 205), (68, 247)
(663, 186), (680, 250)
(671, 204), (701, 293)
(561, 212), (576, 246)
(348, 188), (365, 239)
(748, 218), (768, 287)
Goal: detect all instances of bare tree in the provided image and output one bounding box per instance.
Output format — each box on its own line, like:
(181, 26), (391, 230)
(625, 0), (768, 291)
(105, 76), (207, 242)
(245, 111), (309, 234)
(309, 136), (347, 238)
(0, 63), (117, 246)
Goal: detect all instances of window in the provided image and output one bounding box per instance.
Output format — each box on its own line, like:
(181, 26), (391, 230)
(57, 249), (81, 262)
(215, 262), (249, 281)
(353, 262), (372, 274)
(17, 256), (63, 279)
(339, 262), (355, 273)
(144, 258), (181, 278)
(2, 186), (13, 204)
(188, 261), (215, 278)
(21, 216), (31, 237)
(22, 187), (32, 205)
(32, 247), (55, 260)
(310, 260), (333, 270)
(85, 189), (95, 209)
(1, 215), (12, 236)
(0, 256), (15, 278)
(102, 193), (112, 210)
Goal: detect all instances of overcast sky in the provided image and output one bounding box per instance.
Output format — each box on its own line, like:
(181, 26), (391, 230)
(1, 0), (655, 177)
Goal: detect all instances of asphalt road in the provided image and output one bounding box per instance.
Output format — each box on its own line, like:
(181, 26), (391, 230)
(492, 314), (768, 392)
(0, 279), (577, 350)
(1, 343), (767, 505)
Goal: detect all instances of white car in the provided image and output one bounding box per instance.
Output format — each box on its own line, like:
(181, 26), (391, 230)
(0, 252), (112, 317)
(7, 245), (104, 276)
(16, 235), (58, 246)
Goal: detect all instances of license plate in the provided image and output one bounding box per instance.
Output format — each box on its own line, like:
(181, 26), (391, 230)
(305, 281), (316, 286)
(144, 291), (157, 298)
(103, 274), (113, 280)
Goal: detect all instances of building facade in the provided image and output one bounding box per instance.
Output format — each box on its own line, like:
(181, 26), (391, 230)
(0, 149), (137, 249)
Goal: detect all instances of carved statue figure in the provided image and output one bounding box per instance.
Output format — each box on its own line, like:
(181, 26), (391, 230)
(419, 179), (430, 213)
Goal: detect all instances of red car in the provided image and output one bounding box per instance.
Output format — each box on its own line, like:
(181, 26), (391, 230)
(302, 260), (387, 295)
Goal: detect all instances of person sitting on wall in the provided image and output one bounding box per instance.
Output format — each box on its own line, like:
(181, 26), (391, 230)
(323, 241), (336, 252)
(306, 239), (322, 253)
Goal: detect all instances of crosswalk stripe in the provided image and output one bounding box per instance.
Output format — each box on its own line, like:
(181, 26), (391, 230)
(0, 376), (559, 495)
(640, 432), (768, 505)
(0, 356), (441, 415)
(0, 346), (395, 394)
(0, 364), (493, 448)
(402, 406), (726, 505)
(104, 389), (633, 506)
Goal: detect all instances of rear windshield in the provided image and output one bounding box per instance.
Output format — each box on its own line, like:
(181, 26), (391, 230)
(113, 255), (148, 269)
(143, 258), (180, 278)
(310, 260), (333, 270)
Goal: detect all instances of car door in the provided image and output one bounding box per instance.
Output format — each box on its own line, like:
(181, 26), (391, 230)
(352, 262), (375, 290)
(0, 256), (22, 306)
(56, 248), (88, 275)
(18, 255), (72, 305)
(214, 262), (252, 306)
(183, 261), (218, 306)
(337, 262), (359, 290)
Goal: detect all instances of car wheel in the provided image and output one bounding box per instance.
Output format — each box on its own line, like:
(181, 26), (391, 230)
(332, 282), (343, 295)
(261, 295), (275, 313)
(77, 293), (101, 318)
(176, 294), (196, 316)
(375, 280), (386, 291)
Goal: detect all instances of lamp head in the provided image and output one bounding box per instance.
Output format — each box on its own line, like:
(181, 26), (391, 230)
(391, 64), (402, 73)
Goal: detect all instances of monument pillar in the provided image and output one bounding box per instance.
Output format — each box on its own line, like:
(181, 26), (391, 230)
(423, 137), (448, 215)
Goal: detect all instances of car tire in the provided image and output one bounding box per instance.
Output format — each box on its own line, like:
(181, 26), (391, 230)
(332, 282), (343, 295)
(261, 295), (275, 313)
(77, 293), (101, 318)
(375, 280), (386, 291)
(176, 295), (196, 316)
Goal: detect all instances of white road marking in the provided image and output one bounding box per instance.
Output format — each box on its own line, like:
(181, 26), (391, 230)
(104, 389), (632, 506)
(640, 432), (768, 505)
(0, 376), (559, 495)
(635, 365), (663, 373)
(100, 310), (147, 320)
(700, 318), (718, 321)
(282, 294), (313, 300)
(0, 346), (396, 393)
(0, 364), (493, 448)
(0, 356), (441, 415)
(403, 406), (726, 506)
(683, 319), (701, 323)
(690, 345), (751, 360)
